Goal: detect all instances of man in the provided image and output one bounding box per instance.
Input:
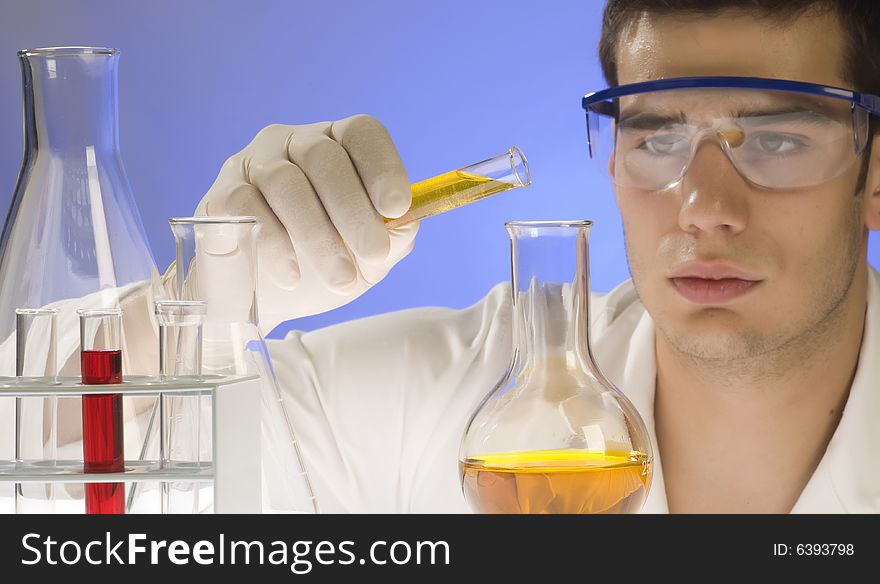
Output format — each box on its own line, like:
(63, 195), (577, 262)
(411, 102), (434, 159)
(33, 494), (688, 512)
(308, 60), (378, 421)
(198, 0), (880, 512)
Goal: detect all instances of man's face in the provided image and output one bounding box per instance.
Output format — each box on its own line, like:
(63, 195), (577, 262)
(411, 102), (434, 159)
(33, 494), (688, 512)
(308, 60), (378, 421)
(613, 9), (875, 363)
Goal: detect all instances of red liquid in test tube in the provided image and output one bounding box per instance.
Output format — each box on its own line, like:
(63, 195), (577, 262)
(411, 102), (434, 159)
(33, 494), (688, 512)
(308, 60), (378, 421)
(78, 310), (125, 515)
(81, 349), (122, 384)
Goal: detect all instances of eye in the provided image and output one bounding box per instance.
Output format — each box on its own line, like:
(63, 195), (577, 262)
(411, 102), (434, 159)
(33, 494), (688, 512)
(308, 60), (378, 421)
(750, 133), (807, 154)
(640, 133), (689, 155)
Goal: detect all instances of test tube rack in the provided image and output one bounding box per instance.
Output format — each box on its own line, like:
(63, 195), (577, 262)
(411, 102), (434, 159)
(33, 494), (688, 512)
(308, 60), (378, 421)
(0, 374), (262, 514)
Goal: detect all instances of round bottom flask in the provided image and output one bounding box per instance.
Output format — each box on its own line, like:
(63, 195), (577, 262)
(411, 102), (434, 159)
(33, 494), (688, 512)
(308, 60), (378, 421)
(459, 221), (652, 514)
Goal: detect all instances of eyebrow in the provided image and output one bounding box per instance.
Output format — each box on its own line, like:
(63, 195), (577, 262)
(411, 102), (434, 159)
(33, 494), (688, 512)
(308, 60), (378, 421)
(618, 106), (833, 131)
(732, 107), (833, 126)
(617, 112), (687, 131)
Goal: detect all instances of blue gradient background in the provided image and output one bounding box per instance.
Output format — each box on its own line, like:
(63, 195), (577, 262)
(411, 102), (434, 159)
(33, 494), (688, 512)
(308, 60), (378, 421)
(1, 1), (877, 339)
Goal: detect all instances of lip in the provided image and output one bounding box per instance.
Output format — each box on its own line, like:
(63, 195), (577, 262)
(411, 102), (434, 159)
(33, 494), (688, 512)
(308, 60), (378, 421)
(667, 261), (763, 281)
(667, 262), (764, 305)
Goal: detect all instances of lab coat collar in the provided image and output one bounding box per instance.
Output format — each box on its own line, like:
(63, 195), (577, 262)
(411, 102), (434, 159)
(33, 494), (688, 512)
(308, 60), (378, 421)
(792, 266), (880, 513)
(616, 265), (880, 514)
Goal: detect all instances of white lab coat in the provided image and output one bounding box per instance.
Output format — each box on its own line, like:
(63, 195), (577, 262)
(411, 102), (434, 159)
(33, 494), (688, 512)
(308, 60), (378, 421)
(270, 265), (880, 513)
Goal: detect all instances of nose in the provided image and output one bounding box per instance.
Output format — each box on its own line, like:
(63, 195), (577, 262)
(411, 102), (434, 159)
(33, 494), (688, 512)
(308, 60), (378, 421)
(676, 139), (750, 237)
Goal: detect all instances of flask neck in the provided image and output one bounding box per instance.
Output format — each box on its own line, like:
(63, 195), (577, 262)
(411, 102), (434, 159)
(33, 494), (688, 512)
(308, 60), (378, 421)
(507, 222), (596, 373)
(20, 50), (120, 154)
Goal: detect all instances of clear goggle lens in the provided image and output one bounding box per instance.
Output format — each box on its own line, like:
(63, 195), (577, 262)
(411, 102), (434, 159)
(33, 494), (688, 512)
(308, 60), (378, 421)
(585, 87), (870, 190)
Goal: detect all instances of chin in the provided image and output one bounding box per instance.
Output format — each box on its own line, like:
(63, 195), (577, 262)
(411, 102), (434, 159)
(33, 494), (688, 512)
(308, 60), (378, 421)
(663, 320), (772, 362)
(675, 333), (749, 361)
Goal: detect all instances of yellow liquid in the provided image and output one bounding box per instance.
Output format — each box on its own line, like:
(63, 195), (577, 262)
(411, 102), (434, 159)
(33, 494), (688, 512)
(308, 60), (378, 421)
(384, 170), (517, 228)
(460, 449), (651, 514)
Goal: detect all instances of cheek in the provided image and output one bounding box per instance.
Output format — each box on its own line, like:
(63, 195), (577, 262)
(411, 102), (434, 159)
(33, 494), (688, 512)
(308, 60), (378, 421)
(758, 185), (860, 274)
(753, 198), (861, 328)
(616, 190), (679, 267)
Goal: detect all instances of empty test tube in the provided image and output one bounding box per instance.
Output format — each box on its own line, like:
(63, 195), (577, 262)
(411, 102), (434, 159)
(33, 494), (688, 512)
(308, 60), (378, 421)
(14, 308), (59, 509)
(15, 308), (59, 383)
(156, 300), (207, 381)
(156, 301), (207, 513)
(385, 146), (531, 228)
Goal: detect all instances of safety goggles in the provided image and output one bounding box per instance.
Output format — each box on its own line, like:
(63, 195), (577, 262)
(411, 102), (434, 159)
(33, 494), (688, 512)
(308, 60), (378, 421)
(582, 77), (880, 191)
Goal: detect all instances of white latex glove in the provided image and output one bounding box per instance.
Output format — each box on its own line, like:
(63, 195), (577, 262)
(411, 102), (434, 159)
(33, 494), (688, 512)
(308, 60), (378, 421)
(195, 115), (419, 332)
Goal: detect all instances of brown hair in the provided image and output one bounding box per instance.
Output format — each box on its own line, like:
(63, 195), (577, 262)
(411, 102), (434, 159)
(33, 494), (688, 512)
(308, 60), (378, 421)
(598, 0), (880, 93)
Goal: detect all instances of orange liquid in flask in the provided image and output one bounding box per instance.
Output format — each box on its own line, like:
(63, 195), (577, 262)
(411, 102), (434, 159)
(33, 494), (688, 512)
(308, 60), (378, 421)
(460, 449), (651, 514)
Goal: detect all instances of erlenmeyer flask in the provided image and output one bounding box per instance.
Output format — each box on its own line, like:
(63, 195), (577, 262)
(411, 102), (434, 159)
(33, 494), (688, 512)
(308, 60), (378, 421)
(459, 220), (653, 514)
(0, 47), (161, 377)
(169, 216), (317, 513)
(0, 48), (161, 500)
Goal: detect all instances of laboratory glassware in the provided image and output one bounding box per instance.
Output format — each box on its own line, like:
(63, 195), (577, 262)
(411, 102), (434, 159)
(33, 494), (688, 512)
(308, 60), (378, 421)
(1, 374), (263, 514)
(459, 221), (653, 514)
(384, 146), (530, 228)
(15, 308), (59, 384)
(78, 308), (124, 514)
(14, 308), (59, 512)
(0, 47), (161, 379)
(168, 216), (317, 513)
(157, 300), (206, 382)
(155, 300), (207, 513)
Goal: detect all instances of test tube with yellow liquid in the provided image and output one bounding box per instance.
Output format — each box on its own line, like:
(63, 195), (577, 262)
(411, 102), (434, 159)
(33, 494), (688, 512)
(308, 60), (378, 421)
(384, 146), (530, 228)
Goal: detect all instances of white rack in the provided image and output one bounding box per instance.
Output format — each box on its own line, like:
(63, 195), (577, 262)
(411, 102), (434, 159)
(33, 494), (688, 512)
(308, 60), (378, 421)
(0, 374), (262, 513)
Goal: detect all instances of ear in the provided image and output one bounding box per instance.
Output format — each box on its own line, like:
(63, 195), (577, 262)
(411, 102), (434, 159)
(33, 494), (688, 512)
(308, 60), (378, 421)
(608, 119), (617, 179)
(865, 133), (880, 231)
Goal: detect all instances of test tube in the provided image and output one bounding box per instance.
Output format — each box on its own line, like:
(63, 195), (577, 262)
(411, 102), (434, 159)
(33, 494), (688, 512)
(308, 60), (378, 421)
(156, 300), (207, 513)
(14, 309), (59, 512)
(384, 146), (531, 228)
(156, 300), (207, 381)
(78, 308), (125, 514)
(15, 308), (59, 383)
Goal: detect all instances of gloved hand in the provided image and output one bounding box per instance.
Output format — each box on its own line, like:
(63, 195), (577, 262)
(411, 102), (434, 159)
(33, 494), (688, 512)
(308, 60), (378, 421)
(195, 115), (419, 332)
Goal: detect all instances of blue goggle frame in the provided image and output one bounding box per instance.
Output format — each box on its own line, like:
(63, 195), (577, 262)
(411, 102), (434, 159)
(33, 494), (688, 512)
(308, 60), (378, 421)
(582, 76), (880, 159)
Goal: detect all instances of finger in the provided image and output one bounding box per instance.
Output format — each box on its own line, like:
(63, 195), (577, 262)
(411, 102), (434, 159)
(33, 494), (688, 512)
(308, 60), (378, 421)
(195, 155), (249, 217)
(388, 220), (419, 263)
(288, 132), (391, 263)
(198, 158), (301, 287)
(208, 181), (302, 291)
(328, 114), (411, 219)
(244, 122), (330, 160)
(248, 159), (358, 292)
(358, 220), (419, 285)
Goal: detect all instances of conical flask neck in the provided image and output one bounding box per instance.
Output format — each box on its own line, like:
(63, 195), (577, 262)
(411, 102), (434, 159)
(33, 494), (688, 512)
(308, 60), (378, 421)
(20, 48), (120, 153)
(506, 222), (595, 371)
